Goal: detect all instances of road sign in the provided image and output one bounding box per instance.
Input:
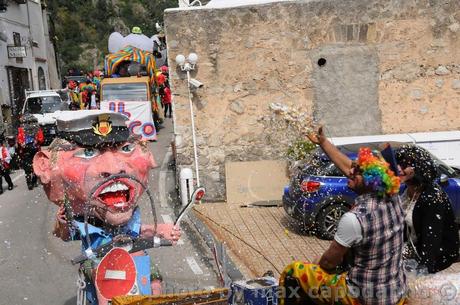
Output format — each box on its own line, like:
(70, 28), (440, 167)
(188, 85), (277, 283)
(7, 46), (27, 58)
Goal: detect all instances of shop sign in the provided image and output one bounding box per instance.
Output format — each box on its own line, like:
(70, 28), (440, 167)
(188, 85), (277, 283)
(7, 46), (27, 58)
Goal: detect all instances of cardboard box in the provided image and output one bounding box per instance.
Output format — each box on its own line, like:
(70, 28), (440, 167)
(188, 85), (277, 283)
(229, 277), (278, 305)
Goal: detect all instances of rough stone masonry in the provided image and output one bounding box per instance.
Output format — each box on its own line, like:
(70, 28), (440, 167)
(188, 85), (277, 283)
(165, 0), (460, 201)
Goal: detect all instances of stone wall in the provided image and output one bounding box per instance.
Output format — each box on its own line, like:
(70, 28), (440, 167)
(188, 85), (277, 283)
(164, 0), (460, 201)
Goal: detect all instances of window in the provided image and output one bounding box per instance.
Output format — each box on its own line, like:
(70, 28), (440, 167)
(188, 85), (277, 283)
(102, 83), (148, 101)
(26, 96), (63, 114)
(13, 32), (23, 63)
(13, 32), (21, 46)
(38, 67), (46, 90)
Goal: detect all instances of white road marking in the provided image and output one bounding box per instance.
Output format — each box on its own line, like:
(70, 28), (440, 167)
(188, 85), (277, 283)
(186, 256), (204, 275)
(159, 149), (172, 208)
(159, 171), (168, 208)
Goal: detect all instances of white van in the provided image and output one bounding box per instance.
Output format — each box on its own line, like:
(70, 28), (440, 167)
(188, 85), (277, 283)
(330, 130), (460, 169)
(21, 90), (69, 145)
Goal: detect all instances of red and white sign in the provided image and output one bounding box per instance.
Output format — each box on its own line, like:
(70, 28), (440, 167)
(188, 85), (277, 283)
(101, 100), (157, 141)
(95, 248), (137, 301)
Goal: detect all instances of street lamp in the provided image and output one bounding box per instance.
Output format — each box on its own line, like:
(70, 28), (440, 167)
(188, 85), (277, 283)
(176, 53), (202, 187)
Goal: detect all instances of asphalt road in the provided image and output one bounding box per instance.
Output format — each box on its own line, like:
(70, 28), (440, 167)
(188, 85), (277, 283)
(0, 118), (220, 305)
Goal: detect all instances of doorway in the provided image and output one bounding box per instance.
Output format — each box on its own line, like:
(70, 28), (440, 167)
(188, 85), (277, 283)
(7, 66), (31, 130)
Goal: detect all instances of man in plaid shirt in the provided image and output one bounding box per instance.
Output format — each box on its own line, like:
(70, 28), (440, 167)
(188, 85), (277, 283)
(280, 127), (407, 305)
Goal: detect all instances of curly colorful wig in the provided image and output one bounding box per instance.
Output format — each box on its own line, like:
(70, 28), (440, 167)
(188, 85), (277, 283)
(357, 147), (400, 197)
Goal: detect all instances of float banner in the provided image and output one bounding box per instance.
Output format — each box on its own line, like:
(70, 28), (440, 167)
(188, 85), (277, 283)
(101, 100), (157, 141)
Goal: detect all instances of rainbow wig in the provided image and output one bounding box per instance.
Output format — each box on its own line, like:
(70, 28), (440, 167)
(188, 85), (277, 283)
(357, 147), (400, 197)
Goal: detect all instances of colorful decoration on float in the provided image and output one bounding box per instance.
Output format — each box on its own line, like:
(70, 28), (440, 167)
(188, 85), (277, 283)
(104, 46), (158, 84)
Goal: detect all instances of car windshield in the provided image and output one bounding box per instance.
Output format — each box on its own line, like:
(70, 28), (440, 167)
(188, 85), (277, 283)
(26, 96), (63, 114)
(102, 83), (148, 101)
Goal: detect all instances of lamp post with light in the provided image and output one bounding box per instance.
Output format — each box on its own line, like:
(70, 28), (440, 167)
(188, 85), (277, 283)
(176, 53), (201, 187)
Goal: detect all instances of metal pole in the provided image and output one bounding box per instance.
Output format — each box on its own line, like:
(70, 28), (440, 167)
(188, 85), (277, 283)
(186, 70), (200, 187)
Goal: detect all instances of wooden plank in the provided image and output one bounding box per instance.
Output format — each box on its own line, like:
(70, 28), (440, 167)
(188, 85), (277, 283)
(249, 208), (297, 267)
(267, 208), (318, 262)
(264, 208), (310, 262)
(238, 207), (288, 274)
(270, 208), (329, 261)
(211, 205), (268, 277)
(268, 207), (316, 259)
(225, 205), (268, 275)
(236, 206), (286, 274)
(193, 206), (258, 277)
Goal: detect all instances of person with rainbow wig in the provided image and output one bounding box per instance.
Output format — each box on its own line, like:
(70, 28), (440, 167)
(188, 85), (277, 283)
(280, 126), (407, 305)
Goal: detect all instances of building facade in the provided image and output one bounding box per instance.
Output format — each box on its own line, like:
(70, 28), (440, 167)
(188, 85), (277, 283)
(165, 0), (460, 201)
(0, 0), (59, 134)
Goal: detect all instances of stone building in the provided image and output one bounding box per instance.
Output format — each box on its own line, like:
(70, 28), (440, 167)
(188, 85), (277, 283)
(164, 0), (460, 200)
(0, 0), (59, 133)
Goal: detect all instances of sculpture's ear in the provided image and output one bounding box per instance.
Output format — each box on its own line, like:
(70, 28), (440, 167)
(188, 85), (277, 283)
(33, 150), (52, 184)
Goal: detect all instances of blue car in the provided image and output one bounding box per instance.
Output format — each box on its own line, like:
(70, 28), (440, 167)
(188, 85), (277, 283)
(283, 142), (460, 240)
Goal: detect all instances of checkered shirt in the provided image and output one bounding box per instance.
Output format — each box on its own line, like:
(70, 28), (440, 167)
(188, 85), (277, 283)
(348, 193), (407, 305)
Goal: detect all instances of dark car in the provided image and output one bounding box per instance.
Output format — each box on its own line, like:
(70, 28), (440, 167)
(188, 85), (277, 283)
(283, 142), (460, 240)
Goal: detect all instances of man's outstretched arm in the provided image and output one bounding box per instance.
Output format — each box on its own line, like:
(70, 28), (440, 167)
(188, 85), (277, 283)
(307, 126), (353, 177)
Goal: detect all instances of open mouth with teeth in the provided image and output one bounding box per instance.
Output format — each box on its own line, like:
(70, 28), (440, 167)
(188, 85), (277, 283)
(93, 179), (137, 211)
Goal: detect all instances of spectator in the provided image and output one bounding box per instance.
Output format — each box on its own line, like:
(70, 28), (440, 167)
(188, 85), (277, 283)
(0, 138), (14, 193)
(6, 136), (19, 170)
(160, 65), (169, 87)
(396, 144), (459, 273)
(159, 85), (172, 118)
(17, 115), (44, 190)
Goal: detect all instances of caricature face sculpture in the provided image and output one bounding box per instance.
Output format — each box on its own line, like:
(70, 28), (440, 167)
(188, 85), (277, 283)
(33, 111), (156, 226)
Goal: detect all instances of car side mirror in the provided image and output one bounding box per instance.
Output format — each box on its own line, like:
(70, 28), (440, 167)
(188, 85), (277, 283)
(440, 174), (448, 184)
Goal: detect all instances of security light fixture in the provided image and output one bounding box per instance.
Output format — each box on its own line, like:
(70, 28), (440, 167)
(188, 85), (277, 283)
(176, 52), (202, 186)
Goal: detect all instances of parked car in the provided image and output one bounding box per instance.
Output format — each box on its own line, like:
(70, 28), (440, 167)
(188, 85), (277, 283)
(283, 142), (460, 240)
(21, 90), (68, 145)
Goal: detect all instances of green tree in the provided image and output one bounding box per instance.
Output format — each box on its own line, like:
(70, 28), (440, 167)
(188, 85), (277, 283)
(46, 0), (178, 77)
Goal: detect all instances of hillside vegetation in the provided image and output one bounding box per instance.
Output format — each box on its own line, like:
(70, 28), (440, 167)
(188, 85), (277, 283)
(47, 0), (177, 74)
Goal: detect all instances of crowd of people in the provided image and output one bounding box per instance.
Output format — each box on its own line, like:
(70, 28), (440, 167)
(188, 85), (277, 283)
(63, 64), (172, 126)
(64, 70), (102, 111)
(0, 115), (44, 193)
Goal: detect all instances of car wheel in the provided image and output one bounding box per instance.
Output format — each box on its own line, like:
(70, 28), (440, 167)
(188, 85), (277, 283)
(316, 203), (349, 240)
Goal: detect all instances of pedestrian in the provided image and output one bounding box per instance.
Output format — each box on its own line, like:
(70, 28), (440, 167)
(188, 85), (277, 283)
(89, 91), (97, 109)
(0, 138), (14, 193)
(67, 81), (80, 110)
(159, 85), (172, 118)
(17, 115), (44, 190)
(395, 144), (459, 273)
(280, 126), (406, 305)
(160, 65), (169, 87)
(6, 136), (19, 170)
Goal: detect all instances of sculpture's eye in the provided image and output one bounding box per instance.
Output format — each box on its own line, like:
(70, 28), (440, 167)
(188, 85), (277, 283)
(74, 148), (99, 159)
(120, 143), (136, 154)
